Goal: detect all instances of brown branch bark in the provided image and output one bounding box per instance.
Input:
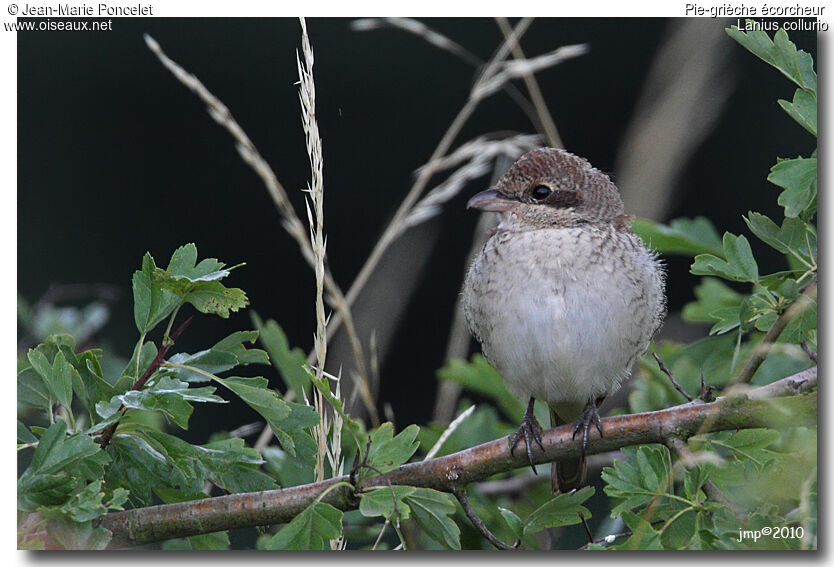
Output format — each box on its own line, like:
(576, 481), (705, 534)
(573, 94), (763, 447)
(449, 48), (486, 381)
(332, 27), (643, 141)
(99, 368), (816, 548)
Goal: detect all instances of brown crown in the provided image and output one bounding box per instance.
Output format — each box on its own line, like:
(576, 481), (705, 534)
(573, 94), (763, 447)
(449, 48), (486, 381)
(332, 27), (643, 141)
(497, 148), (625, 222)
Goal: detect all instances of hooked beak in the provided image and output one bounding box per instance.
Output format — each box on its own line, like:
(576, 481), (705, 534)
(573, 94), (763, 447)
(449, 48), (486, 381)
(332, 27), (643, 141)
(466, 189), (516, 212)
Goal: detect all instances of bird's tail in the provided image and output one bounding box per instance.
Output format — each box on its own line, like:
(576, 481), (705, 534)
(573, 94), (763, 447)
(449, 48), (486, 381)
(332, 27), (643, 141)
(550, 408), (587, 493)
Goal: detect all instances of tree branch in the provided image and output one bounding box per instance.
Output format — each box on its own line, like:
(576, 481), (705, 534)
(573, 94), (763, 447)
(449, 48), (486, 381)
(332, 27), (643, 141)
(96, 367), (816, 548)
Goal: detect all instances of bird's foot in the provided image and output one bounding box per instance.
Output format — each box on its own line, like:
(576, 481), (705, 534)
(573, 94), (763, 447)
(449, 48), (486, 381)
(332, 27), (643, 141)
(572, 398), (603, 458)
(509, 398), (545, 474)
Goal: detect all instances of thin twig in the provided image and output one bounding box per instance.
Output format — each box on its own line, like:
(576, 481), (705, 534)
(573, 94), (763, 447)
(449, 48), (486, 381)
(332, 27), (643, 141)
(97, 316), (193, 448)
(800, 341), (817, 363)
(452, 487), (515, 550)
(735, 281), (817, 384)
(652, 352), (694, 402)
(578, 511), (594, 544)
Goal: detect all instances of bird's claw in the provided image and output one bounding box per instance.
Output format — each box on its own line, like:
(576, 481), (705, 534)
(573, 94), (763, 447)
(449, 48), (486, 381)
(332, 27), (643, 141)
(509, 399), (545, 474)
(571, 399), (603, 458)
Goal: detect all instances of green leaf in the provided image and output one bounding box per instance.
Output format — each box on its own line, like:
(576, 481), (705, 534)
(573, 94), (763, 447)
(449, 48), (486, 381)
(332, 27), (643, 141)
(167, 330), (269, 382)
(744, 212), (815, 264)
(780, 295), (817, 343)
(366, 423), (420, 475)
(310, 373), (365, 455)
(165, 243), (236, 282)
(152, 244), (248, 319)
(359, 486), (416, 521)
(602, 445), (672, 516)
(121, 340), (158, 382)
(682, 278), (745, 335)
(523, 486), (594, 535)
(140, 430), (277, 494)
(403, 488), (461, 550)
(18, 422), (109, 511)
(116, 376), (226, 429)
(162, 531), (231, 550)
(132, 252), (179, 334)
(683, 465), (711, 503)
(177, 282), (248, 319)
(18, 365), (52, 412)
(105, 432), (181, 506)
(40, 480), (127, 523)
(27, 348), (74, 412)
(437, 355), (525, 422)
(18, 420), (38, 444)
(252, 312), (311, 397)
(768, 158), (817, 218)
(497, 507), (524, 540)
(263, 501), (343, 550)
(616, 511), (662, 549)
(263, 446), (315, 488)
(691, 233), (758, 283)
(778, 88), (817, 136)
(214, 376), (317, 457)
(631, 217), (723, 257)
(726, 25), (817, 92)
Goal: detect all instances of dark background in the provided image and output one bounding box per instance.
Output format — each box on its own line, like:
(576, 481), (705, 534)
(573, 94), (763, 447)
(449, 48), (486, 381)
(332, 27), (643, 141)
(18, 17), (817, 434)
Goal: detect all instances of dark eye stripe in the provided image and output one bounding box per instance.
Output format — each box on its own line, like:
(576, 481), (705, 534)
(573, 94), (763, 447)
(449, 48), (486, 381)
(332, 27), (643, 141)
(532, 185), (551, 200)
(547, 190), (583, 209)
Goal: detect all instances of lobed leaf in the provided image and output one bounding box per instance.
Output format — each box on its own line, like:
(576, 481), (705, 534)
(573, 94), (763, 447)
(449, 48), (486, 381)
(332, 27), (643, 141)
(691, 233), (758, 283)
(132, 252), (179, 334)
(778, 88), (817, 136)
(115, 376), (226, 430)
(251, 312), (311, 397)
(359, 486), (416, 521)
(366, 423), (420, 475)
(768, 157), (817, 218)
(523, 485), (594, 535)
(403, 488), (461, 550)
(726, 24), (817, 92)
(263, 500), (343, 550)
(167, 330), (269, 382)
(602, 445), (672, 516)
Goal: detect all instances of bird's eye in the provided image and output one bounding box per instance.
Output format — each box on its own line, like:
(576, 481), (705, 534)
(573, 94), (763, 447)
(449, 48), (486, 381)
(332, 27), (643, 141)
(531, 185), (551, 200)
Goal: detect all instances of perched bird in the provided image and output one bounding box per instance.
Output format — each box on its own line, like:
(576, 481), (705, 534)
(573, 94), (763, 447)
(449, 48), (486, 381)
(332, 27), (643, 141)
(462, 148), (666, 493)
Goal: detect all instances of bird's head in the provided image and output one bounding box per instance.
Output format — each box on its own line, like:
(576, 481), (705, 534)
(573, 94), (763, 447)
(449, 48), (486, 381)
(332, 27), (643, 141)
(466, 148), (625, 228)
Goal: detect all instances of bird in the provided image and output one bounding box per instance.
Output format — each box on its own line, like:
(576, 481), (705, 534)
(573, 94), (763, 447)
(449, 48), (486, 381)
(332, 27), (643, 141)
(462, 147), (666, 493)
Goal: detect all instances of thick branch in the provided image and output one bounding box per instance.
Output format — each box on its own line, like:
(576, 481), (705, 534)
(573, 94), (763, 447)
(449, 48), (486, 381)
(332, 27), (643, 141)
(100, 369), (815, 548)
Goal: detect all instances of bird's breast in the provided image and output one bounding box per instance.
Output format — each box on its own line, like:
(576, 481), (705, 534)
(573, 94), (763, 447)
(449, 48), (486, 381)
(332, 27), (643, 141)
(462, 225), (665, 405)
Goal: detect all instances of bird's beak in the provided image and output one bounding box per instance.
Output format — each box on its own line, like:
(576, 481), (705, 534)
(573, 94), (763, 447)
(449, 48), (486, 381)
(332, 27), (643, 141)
(466, 189), (516, 212)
